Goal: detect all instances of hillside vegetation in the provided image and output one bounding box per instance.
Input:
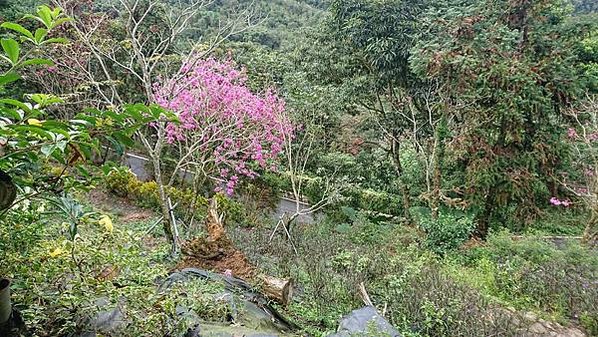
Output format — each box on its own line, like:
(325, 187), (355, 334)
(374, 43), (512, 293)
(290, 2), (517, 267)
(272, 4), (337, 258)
(0, 1), (596, 337)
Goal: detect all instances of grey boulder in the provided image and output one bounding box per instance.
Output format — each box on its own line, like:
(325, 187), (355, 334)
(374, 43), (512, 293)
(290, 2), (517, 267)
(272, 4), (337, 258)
(328, 306), (401, 337)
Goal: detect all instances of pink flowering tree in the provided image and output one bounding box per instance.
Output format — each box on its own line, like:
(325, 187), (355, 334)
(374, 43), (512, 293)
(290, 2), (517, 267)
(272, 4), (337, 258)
(558, 95), (598, 244)
(153, 56), (294, 196)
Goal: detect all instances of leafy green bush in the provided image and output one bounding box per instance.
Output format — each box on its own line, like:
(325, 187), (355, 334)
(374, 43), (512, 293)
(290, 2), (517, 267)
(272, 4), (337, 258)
(104, 165), (137, 197)
(412, 207), (475, 254)
(0, 205), (44, 260)
(0, 203), (231, 336)
(103, 165), (253, 227)
(450, 231), (598, 331)
(354, 188), (403, 216)
(104, 165), (206, 216)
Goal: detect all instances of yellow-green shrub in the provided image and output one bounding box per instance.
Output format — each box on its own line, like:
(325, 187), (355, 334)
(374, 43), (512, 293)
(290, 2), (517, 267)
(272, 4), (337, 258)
(104, 166), (248, 225)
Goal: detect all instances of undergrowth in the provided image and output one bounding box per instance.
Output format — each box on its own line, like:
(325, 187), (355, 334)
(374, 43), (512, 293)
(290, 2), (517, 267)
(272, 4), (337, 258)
(0, 198), (230, 337)
(230, 211), (598, 337)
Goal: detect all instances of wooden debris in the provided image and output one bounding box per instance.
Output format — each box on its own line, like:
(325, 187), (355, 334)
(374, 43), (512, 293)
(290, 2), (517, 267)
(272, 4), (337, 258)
(259, 275), (293, 306)
(205, 198), (225, 242)
(358, 282), (373, 307)
(180, 198), (294, 305)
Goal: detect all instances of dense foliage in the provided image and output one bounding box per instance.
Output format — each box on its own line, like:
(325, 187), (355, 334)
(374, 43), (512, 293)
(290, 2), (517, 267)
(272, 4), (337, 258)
(0, 1), (596, 337)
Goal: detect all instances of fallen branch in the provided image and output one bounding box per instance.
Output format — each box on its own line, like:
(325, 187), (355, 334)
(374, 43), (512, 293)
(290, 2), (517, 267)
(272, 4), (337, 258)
(358, 282), (373, 307)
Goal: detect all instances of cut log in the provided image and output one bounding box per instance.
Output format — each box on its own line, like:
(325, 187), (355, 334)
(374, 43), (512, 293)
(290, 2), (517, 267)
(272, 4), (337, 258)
(258, 274), (293, 306)
(182, 198), (293, 306)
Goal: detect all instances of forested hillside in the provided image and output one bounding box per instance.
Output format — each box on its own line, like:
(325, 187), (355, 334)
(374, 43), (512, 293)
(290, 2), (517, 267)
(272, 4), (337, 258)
(0, 0), (325, 48)
(0, 1), (596, 337)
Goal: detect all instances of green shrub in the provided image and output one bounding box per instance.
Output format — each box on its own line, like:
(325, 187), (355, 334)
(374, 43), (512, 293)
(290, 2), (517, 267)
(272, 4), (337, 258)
(580, 312), (598, 336)
(350, 211), (394, 245)
(103, 165), (256, 229)
(356, 188), (402, 216)
(105, 165), (138, 197)
(104, 165), (208, 216)
(451, 231), (598, 327)
(1, 205), (231, 336)
(412, 207), (475, 254)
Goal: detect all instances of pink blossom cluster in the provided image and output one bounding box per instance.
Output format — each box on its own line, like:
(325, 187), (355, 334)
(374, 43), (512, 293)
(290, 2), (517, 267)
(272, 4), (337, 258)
(576, 187), (588, 195)
(567, 128), (578, 139)
(550, 197), (571, 207)
(153, 57), (294, 195)
(567, 128), (598, 141)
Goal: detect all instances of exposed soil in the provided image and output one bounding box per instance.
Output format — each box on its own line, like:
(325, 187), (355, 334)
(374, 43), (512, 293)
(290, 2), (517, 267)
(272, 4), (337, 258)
(87, 189), (154, 224)
(178, 236), (256, 279)
(178, 199), (256, 280)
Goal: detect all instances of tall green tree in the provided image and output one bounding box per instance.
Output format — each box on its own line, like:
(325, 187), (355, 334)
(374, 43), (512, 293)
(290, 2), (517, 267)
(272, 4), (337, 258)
(411, 0), (595, 237)
(327, 0), (437, 222)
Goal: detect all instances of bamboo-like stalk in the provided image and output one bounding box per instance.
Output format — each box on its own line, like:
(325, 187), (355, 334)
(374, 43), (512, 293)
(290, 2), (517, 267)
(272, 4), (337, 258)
(0, 278), (11, 325)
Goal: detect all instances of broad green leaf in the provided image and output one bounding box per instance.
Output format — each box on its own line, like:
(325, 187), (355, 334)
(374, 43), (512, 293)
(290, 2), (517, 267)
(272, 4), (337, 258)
(106, 136), (124, 156)
(123, 107), (143, 121)
(71, 115), (97, 125)
(12, 125), (52, 139)
(51, 8), (62, 19)
(113, 131), (135, 147)
(0, 72), (20, 86)
(41, 144), (56, 157)
(77, 165), (91, 178)
(0, 107), (22, 120)
(52, 18), (73, 28)
(30, 94), (64, 107)
(104, 110), (125, 123)
(77, 142), (92, 160)
(0, 23), (34, 40)
(20, 58), (54, 67)
(56, 140), (68, 153)
(0, 99), (31, 113)
(36, 6), (53, 29)
(149, 105), (165, 119)
(23, 14), (48, 28)
(42, 120), (69, 130)
(43, 121), (71, 138)
(1, 38), (20, 65)
(50, 149), (66, 164)
(34, 28), (48, 44)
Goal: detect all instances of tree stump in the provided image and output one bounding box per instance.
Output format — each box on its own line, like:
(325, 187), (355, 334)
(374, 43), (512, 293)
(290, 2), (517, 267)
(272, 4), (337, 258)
(180, 198), (294, 305)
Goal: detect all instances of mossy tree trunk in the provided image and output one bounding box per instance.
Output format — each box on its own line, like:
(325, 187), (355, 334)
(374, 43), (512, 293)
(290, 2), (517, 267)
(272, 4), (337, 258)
(582, 207), (598, 246)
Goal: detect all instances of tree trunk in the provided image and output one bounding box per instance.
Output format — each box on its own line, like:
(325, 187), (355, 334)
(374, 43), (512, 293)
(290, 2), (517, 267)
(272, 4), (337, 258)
(474, 187), (497, 240)
(391, 139), (412, 223)
(582, 208), (598, 246)
(431, 161), (442, 220)
(152, 155), (174, 248)
(258, 275), (293, 306)
(431, 115), (447, 220)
